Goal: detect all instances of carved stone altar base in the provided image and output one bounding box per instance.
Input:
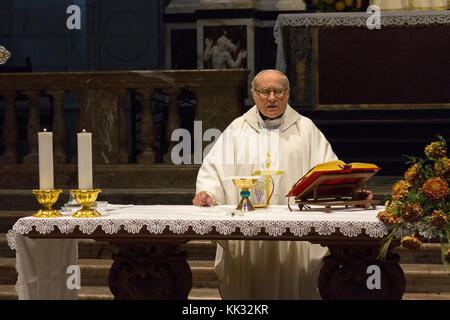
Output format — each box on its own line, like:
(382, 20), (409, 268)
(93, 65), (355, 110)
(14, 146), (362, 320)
(108, 241), (193, 300)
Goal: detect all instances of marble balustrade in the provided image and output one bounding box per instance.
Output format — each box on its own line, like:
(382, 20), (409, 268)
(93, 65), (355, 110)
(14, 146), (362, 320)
(0, 69), (250, 165)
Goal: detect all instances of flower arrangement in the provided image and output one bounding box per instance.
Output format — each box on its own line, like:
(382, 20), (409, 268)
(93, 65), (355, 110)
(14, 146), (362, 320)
(377, 135), (450, 267)
(303, 0), (369, 12)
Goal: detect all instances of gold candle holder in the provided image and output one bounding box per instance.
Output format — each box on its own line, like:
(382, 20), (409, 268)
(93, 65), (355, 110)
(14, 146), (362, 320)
(32, 189), (63, 218)
(70, 189), (102, 218)
(233, 178), (259, 212)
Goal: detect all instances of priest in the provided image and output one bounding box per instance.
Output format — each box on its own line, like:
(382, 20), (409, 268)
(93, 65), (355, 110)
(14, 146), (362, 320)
(193, 69), (370, 299)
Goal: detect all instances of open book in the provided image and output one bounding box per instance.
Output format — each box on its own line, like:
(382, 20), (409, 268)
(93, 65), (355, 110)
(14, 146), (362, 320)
(286, 160), (381, 200)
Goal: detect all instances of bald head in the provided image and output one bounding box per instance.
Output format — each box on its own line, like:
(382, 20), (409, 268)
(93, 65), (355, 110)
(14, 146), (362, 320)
(251, 69), (290, 90)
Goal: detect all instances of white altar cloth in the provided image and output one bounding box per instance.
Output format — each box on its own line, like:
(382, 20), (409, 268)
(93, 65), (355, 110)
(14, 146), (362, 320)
(8, 204), (389, 300)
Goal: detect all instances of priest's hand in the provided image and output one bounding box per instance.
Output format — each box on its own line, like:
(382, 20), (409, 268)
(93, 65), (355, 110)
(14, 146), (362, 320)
(192, 191), (213, 207)
(353, 189), (373, 208)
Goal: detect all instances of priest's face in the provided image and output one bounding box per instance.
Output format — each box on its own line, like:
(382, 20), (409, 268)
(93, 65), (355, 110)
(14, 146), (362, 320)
(251, 70), (290, 119)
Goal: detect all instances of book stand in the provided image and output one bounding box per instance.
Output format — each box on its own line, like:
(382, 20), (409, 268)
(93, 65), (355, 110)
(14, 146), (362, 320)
(294, 172), (380, 213)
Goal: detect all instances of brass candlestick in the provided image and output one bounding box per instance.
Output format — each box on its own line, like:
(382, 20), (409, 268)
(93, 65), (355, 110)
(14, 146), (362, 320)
(70, 189), (102, 218)
(32, 189), (63, 218)
(233, 178), (259, 212)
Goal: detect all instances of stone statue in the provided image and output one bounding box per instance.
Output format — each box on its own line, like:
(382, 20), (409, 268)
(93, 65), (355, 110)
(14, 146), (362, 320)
(204, 31), (247, 69)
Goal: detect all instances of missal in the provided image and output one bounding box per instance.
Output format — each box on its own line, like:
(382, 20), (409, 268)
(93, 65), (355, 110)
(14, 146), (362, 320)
(286, 160), (381, 201)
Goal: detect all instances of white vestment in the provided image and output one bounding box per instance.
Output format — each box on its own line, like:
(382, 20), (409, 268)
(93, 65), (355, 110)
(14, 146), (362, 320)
(195, 105), (338, 299)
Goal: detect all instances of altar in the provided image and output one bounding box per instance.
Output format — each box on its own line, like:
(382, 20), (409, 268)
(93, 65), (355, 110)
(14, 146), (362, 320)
(274, 10), (450, 109)
(8, 204), (407, 300)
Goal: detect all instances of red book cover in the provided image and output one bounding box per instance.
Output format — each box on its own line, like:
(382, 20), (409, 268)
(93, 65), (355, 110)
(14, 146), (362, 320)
(286, 160), (381, 199)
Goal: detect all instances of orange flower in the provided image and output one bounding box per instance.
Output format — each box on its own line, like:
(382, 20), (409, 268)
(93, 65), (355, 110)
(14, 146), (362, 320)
(356, 0), (362, 8)
(336, 1), (345, 10)
(424, 141), (446, 159)
(392, 180), (410, 201)
(435, 157), (450, 178)
(345, 0), (353, 6)
(377, 210), (400, 225)
(400, 236), (422, 250)
(422, 177), (449, 201)
(404, 163), (421, 184)
(399, 203), (424, 223)
(429, 209), (449, 229)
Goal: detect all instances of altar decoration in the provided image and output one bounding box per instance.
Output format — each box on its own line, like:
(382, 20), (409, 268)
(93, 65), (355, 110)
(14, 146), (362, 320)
(232, 177), (260, 212)
(33, 130), (63, 218)
(377, 135), (450, 266)
(252, 153), (284, 208)
(304, 0), (369, 12)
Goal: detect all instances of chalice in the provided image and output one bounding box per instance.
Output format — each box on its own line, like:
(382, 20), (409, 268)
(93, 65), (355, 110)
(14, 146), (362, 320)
(233, 177), (260, 212)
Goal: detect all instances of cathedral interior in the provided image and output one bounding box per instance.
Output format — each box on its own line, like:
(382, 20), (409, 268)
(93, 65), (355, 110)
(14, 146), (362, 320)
(0, 0), (449, 301)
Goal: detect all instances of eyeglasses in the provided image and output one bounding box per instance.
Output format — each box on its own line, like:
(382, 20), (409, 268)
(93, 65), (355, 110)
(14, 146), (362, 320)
(254, 87), (287, 98)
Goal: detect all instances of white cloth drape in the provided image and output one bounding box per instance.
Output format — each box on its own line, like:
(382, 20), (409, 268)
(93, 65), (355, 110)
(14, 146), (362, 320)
(196, 105), (338, 299)
(15, 235), (78, 300)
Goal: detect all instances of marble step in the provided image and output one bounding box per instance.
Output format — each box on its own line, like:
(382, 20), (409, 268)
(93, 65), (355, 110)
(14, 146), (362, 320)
(1, 233), (443, 264)
(0, 258), (218, 288)
(1, 256), (449, 294)
(0, 233), (217, 260)
(0, 285), (222, 300)
(0, 164), (201, 189)
(1, 284), (449, 300)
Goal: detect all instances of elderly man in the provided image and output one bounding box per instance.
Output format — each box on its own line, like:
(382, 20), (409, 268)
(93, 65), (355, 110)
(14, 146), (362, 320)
(193, 69), (369, 299)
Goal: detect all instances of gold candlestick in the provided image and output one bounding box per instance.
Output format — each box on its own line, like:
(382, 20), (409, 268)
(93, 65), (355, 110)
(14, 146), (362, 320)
(70, 189), (102, 218)
(32, 189), (63, 218)
(233, 178), (259, 212)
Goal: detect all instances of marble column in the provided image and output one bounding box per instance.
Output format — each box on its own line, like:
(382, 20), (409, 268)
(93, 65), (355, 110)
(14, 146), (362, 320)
(118, 89), (129, 164)
(49, 90), (67, 164)
(0, 92), (19, 164)
(163, 88), (181, 164)
(137, 88), (156, 164)
(22, 91), (41, 164)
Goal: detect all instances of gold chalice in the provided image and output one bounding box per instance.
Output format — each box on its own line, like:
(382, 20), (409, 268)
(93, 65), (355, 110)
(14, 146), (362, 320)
(233, 178), (260, 212)
(32, 189), (63, 218)
(70, 189), (102, 218)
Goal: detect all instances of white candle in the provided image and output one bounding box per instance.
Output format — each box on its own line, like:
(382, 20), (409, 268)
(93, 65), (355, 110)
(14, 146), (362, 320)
(77, 130), (93, 189)
(38, 130), (54, 190)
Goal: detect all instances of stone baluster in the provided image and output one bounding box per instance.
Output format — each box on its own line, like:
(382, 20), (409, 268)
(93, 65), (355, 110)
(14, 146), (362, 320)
(22, 91), (41, 164)
(136, 88), (156, 164)
(163, 87), (181, 164)
(49, 90), (67, 164)
(118, 89), (129, 164)
(0, 92), (19, 164)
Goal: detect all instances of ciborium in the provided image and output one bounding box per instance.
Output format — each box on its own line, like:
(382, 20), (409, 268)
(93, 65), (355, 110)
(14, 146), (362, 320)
(70, 189), (102, 218)
(233, 178), (260, 212)
(32, 189), (63, 218)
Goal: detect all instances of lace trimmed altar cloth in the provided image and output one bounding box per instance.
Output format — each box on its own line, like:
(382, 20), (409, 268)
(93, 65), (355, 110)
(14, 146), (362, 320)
(274, 10), (450, 73)
(7, 204), (401, 300)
